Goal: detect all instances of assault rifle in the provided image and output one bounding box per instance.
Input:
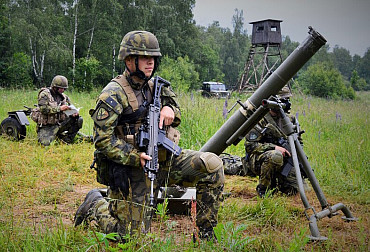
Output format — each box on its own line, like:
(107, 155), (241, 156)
(137, 76), (182, 206)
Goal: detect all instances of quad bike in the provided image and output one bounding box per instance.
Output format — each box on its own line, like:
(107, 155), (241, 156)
(0, 106), (32, 141)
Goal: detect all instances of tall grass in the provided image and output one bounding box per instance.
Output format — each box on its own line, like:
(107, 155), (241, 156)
(0, 88), (369, 251)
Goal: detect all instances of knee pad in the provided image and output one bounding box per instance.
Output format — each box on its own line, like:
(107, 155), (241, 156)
(270, 150), (284, 166)
(199, 152), (223, 173)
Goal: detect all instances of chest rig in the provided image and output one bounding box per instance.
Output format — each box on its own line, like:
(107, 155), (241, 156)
(30, 87), (68, 125)
(112, 75), (154, 146)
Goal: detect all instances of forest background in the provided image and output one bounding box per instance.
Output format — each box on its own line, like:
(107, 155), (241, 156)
(0, 1), (369, 250)
(0, 0), (369, 96)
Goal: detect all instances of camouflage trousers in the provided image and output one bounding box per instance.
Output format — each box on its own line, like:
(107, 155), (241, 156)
(250, 150), (298, 194)
(87, 149), (224, 237)
(37, 116), (83, 146)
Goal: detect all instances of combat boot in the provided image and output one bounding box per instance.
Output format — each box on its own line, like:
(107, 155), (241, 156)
(193, 227), (217, 243)
(256, 184), (267, 198)
(74, 189), (103, 227)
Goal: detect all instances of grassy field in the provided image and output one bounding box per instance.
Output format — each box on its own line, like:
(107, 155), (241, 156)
(0, 88), (369, 251)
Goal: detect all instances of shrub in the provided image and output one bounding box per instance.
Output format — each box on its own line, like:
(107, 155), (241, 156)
(297, 62), (355, 99)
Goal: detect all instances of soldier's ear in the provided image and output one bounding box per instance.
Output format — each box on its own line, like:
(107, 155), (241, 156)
(125, 56), (134, 71)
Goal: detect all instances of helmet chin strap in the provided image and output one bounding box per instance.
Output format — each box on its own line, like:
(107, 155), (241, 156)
(125, 56), (159, 85)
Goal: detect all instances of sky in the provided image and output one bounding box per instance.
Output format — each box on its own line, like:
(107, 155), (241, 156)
(193, 0), (370, 57)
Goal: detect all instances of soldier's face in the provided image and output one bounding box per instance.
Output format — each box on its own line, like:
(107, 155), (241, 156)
(137, 55), (154, 77)
(57, 88), (66, 93)
(126, 55), (154, 78)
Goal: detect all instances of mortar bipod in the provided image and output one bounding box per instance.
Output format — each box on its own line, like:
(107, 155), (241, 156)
(262, 99), (358, 241)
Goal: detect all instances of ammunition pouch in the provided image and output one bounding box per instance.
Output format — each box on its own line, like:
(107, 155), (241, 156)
(30, 106), (66, 125)
(165, 126), (180, 145)
(30, 107), (41, 124)
(92, 151), (110, 186)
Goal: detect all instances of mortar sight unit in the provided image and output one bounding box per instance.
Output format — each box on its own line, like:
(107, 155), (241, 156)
(200, 27), (357, 240)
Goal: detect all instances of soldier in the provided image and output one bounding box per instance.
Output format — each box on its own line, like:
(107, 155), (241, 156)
(30, 75), (83, 146)
(74, 31), (224, 241)
(223, 88), (305, 197)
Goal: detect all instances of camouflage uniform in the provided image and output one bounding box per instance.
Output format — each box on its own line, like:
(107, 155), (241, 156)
(76, 31), (224, 240)
(243, 112), (299, 195)
(31, 76), (83, 146)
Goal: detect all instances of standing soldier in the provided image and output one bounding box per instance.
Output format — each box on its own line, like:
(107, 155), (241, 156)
(74, 31), (224, 241)
(30, 75), (83, 146)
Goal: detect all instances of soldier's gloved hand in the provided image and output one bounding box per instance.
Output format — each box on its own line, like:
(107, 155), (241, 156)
(159, 106), (174, 129)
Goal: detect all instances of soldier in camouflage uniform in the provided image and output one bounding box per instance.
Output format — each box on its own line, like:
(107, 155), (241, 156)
(223, 89), (304, 197)
(74, 31), (224, 241)
(30, 75), (83, 146)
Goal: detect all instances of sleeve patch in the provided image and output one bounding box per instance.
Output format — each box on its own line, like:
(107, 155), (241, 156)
(96, 107), (110, 121)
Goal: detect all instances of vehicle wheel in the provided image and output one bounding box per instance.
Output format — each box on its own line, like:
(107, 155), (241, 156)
(0, 117), (26, 140)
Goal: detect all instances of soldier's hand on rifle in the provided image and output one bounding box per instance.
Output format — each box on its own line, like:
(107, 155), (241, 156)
(60, 105), (70, 111)
(159, 106), (174, 129)
(275, 146), (291, 157)
(139, 152), (152, 168)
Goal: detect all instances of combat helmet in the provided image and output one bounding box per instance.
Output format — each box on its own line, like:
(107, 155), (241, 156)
(118, 31), (161, 81)
(51, 75), (68, 89)
(118, 31), (162, 61)
(277, 85), (292, 99)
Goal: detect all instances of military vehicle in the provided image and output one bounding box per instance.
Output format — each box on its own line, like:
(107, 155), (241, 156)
(0, 106), (32, 140)
(201, 81), (230, 98)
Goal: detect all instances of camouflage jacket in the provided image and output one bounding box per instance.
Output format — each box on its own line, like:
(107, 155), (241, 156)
(244, 113), (295, 158)
(90, 72), (181, 167)
(31, 87), (70, 125)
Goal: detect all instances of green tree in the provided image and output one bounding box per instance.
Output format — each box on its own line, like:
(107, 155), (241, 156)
(350, 70), (368, 91)
(8, 0), (72, 86)
(355, 48), (370, 85)
(298, 62), (355, 99)
(220, 9), (249, 89)
(73, 56), (101, 92)
(0, 0), (11, 87)
(157, 55), (199, 92)
(331, 45), (353, 80)
(4, 52), (33, 88)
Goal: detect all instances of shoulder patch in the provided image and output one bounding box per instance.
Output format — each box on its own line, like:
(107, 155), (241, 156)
(246, 129), (262, 142)
(96, 107), (110, 121)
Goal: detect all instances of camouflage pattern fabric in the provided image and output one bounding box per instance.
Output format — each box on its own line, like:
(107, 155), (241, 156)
(118, 31), (162, 61)
(88, 149), (224, 237)
(241, 112), (301, 194)
(35, 87), (82, 145)
(85, 73), (224, 238)
(37, 116), (83, 146)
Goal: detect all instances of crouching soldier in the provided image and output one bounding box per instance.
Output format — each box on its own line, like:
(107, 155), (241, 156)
(30, 75), (83, 146)
(74, 31), (224, 241)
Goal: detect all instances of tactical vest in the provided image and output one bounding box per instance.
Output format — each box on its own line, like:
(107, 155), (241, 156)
(261, 114), (287, 145)
(30, 87), (68, 125)
(111, 75), (154, 146)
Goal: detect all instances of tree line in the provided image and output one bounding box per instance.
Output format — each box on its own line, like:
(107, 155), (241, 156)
(1, 0), (369, 98)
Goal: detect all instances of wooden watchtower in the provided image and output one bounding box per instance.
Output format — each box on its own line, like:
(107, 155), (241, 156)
(238, 19), (284, 92)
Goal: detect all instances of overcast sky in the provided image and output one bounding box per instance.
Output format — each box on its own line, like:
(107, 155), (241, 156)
(193, 0), (370, 57)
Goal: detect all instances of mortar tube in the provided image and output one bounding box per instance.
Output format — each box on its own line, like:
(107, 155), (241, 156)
(200, 27), (326, 154)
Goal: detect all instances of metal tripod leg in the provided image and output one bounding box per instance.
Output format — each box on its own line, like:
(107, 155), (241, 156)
(289, 135), (358, 241)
